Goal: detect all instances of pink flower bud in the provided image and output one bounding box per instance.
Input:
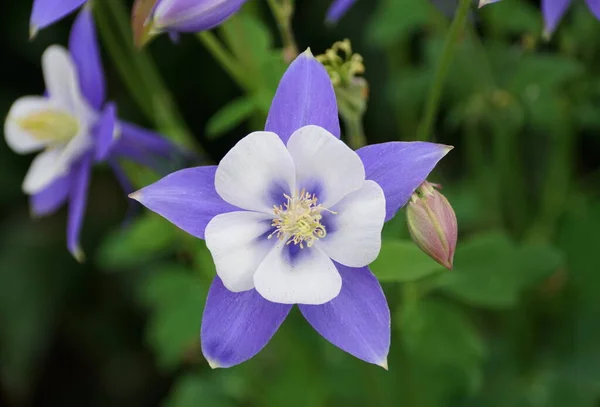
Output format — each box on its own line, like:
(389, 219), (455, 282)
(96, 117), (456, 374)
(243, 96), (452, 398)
(406, 182), (457, 270)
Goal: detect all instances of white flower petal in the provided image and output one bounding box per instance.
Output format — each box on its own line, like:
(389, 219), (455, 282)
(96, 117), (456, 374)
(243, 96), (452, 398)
(319, 180), (386, 268)
(254, 242), (342, 305)
(4, 96), (56, 153)
(23, 148), (67, 194)
(286, 125), (365, 207)
(205, 211), (276, 292)
(42, 46), (85, 115)
(215, 131), (296, 213)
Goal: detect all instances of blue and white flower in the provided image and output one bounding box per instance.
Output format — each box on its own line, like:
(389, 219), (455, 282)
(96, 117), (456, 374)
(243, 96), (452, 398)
(131, 49), (451, 368)
(5, 8), (178, 260)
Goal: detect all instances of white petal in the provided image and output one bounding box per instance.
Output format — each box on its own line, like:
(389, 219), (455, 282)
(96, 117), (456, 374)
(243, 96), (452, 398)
(287, 125), (365, 207)
(23, 148), (68, 194)
(205, 211), (276, 292)
(254, 242), (342, 305)
(55, 131), (93, 175)
(42, 46), (85, 115)
(215, 131), (296, 213)
(4, 96), (56, 153)
(319, 180), (386, 268)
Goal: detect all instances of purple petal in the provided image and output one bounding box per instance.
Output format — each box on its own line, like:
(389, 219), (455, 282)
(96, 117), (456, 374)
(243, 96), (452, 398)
(93, 102), (117, 161)
(153, 0), (247, 33)
(69, 6), (105, 109)
(67, 153), (93, 261)
(542, 0), (572, 36)
(586, 0), (600, 20)
(31, 0), (87, 32)
(30, 174), (72, 217)
(201, 277), (292, 368)
(265, 49), (340, 143)
(356, 142), (452, 221)
(326, 0), (358, 23)
(130, 166), (239, 239)
(299, 263), (390, 367)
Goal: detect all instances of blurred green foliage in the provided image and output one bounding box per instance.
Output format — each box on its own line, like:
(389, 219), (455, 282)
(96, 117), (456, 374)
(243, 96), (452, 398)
(1, 0), (600, 406)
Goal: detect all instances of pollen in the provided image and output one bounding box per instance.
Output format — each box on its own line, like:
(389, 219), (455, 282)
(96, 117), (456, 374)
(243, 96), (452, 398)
(17, 109), (79, 144)
(269, 189), (335, 249)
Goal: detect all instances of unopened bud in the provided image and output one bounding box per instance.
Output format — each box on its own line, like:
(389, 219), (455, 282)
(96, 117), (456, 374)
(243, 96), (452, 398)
(138, 0), (247, 46)
(406, 182), (457, 270)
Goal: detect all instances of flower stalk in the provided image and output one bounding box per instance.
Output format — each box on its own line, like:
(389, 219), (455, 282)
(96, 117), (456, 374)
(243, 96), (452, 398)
(417, 0), (471, 141)
(266, 0), (299, 63)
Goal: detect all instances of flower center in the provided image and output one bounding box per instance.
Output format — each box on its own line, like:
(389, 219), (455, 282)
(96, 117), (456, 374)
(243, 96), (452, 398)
(269, 189), (335, 249)
(17, 109), (79, 144)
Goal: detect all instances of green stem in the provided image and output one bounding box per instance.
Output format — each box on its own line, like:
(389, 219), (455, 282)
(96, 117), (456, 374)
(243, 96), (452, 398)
(196, 31), (252, 91)
(266, 0), (298, 62)
(342, 115), (367, 150)
(417, 0), (471, 141)
(526, 110), (574, 242)
(94, 1), (199, 150)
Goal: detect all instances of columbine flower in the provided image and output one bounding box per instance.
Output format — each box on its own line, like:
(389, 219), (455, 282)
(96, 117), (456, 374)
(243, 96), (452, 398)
(131, 49), (451, 368)
(326, 0), (358, 23)
(30, 0), (88, 36)
(479, 0), (600, 37)
(5, 8), (178, 260)
(138, 0), (248, 44)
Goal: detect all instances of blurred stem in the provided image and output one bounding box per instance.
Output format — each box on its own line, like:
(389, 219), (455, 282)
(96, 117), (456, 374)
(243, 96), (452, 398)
(196, 31), (253, 91)
(417, 0), (471, 141)
(526, 111), (574, 242)
(266, 0), (299, 62)
(94, 0), (200, 151)
(342, 115), (367, 150)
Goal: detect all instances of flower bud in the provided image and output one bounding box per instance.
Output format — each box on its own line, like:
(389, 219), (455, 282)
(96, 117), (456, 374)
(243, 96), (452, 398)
(138, 0), (247, 45)
(406, 182), (457, 270)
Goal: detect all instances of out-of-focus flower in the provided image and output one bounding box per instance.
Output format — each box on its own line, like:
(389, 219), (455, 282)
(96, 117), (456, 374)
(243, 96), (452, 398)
(30, 0), (88, 37)
(5, 8), (179, 261)
(326, 0), (358, 23)
(136, 0), (247, 45)
(131, 49), (452, 368)
(406, 182), (457, 270)
(479, 0), (600, 37)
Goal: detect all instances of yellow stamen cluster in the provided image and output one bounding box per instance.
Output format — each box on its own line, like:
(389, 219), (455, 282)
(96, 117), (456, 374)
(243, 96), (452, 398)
(17, 109), (79, 144)
(269, 189), (334, 249)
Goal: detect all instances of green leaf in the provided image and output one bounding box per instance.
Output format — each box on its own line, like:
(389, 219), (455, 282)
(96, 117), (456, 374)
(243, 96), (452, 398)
(436, 233), (563, 309)
(509, 54), (584, 96)
(139, 264), (207, 370)
(400, 299), (485, 397)
(97, 214), (180, 269)
(371, 239), (444, 282)
(206, 96), (256, 139)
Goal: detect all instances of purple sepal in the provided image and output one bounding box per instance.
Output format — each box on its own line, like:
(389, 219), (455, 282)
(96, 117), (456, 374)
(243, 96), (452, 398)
(93, 102), (117, 161)
(299, 263), (390, 367)
(326, 0), (358, 23)
(130, 166), (238, 239)
(69, 6), (106, 109)
(31, 0), (87, 31)
(356, 142), (451, 221)
(265, 50), (340, 143)
(30, 174), (72, 217)
(201, 277), (292, 368)
(67, 153), (93, 262)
